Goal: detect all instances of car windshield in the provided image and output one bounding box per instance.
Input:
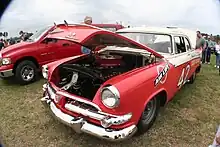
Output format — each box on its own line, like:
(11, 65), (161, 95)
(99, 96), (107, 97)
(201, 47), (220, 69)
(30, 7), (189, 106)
(117, 32), (172, 53)
(27, 26), (51, 42)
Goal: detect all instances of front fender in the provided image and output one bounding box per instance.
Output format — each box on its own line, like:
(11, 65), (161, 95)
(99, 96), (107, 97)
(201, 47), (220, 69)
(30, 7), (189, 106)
(142, 88), (168, 112)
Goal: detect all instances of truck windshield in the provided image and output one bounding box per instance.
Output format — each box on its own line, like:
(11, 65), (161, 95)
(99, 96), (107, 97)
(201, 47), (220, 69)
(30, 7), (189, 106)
(117, 32), (173, 54)
(28, 26), (51, 42)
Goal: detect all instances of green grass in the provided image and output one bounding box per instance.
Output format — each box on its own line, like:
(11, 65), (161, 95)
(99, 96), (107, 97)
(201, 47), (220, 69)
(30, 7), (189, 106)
(1, 56), (220, 147)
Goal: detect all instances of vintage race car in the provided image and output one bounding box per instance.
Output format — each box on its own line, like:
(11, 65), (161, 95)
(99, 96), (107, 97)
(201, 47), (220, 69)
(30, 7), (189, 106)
(41, 26), (202, 141)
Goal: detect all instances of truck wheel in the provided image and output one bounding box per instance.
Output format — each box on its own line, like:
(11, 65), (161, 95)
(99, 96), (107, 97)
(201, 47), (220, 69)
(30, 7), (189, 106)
(188, 72), (196, 84)
(14, 60), (38, 85)
(136, 96), (160, 135)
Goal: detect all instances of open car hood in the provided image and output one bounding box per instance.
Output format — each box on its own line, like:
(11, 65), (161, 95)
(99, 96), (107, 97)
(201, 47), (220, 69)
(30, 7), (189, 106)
(45, 24), (164, 58)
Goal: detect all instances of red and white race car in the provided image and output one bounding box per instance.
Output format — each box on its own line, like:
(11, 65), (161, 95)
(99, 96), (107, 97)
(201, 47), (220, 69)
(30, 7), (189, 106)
(41, 25), (202, 141)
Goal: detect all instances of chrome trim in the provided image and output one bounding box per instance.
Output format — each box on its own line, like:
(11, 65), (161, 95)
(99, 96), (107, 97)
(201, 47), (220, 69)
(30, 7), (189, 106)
(44, 83), (102, 111)
(56, 91), (102, 111)
(43, 83), (47, 91)
(101, 85), (120, 109)
(41, 98), (137, 141)
(65, 102), (132, 128)
(65, 103), (106, 120)
(107, 86), (120, 98)
(81, 122), (137, 141)
(0, 69), (14, 78)
(42, 65), (48, 79)
(43, 83), (133, 128)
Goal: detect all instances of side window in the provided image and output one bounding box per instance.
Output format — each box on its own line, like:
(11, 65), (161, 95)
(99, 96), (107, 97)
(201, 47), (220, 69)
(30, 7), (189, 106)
(42, 38), (57, 44)
(174, 36), (187, 54)
(184, 37), (191, 51)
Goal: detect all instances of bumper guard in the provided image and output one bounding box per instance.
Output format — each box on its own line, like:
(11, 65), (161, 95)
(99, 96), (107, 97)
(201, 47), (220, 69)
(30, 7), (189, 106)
(41, 96), (137, 141)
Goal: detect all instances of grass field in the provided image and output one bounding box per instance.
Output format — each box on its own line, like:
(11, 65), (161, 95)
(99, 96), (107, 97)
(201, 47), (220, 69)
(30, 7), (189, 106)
(1, 56), (220, 147)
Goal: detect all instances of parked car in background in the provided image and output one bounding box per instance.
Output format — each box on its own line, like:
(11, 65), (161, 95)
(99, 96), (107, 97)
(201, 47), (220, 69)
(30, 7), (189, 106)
(41, 26), (201, 141)
(92, 24), (124, 32)
(0, 23), (118, 85)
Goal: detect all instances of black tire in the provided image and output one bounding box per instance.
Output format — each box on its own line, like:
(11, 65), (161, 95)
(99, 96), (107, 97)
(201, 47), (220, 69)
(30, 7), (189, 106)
(14, 60), (38, 85)
(0, 77), (12, 80)
(136, 96), (160, 135)
(188, 72), (196, 84)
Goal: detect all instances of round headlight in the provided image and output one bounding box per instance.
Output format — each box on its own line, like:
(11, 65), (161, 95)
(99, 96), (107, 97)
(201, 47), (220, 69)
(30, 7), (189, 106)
(101, 86), (120, 108)
(42, 65), (48, 79)
(2, 58), (11, 65)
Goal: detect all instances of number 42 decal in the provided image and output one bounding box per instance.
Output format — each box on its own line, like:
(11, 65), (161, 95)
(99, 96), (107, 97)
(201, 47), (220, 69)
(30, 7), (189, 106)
(177, 64), (190, 87)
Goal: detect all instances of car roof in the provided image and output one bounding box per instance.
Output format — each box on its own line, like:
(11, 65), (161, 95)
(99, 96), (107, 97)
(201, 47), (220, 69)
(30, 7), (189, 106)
(117, 27), (197, 48)
(117, 27), (189, 35)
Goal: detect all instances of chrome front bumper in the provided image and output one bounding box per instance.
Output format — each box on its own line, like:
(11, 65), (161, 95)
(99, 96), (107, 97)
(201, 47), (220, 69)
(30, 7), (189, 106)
(0, 69), (13, 78)
(41, 97), (137, 141)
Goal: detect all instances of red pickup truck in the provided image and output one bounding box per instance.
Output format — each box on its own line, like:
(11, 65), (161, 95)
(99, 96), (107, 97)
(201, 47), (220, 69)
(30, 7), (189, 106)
(0, 23), (124, 85)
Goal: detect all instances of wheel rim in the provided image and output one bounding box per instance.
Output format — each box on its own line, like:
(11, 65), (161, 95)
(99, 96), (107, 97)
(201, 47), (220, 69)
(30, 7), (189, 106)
(142, 98), (157, 124)
(21, 65), (34, 81)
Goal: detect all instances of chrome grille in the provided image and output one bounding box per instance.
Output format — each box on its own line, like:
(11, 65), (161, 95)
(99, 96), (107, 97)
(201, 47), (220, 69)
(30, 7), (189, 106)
(47, 83), (99, 112)
(66, 98), (99, 112)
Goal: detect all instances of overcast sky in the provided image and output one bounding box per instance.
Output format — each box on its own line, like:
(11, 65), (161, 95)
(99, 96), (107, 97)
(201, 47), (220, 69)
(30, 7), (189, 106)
(0, 0), (220, 37)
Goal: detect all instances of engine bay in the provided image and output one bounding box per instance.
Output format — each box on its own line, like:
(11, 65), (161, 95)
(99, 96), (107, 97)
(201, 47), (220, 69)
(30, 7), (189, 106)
(56, 49), (157, 100)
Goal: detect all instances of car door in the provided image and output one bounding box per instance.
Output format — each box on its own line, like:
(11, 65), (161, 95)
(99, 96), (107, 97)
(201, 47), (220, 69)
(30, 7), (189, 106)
(38, 38), (58, 65)
(168, 36), (192, 89)
(184, 36), (201, 79)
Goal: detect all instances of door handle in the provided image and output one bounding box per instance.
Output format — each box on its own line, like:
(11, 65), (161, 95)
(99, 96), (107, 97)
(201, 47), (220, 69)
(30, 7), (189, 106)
(62, 43), (70, 47)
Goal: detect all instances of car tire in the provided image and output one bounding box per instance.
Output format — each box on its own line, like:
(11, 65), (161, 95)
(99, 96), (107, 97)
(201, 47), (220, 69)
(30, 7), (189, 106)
(188, 72), (196, 84)
(0, 77), (12, 80)
(136, 96), (160, 135)
(14, 60), (38, 85)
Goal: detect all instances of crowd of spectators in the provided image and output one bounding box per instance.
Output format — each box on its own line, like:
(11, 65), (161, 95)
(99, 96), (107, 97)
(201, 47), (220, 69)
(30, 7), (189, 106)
(197, 31), (220, 69)
(0, 16), (93, 51)
(0, 30), (33, 51)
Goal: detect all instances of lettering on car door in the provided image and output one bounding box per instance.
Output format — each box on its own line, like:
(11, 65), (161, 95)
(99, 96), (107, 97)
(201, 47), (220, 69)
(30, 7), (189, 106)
(169, 36), (192, 88)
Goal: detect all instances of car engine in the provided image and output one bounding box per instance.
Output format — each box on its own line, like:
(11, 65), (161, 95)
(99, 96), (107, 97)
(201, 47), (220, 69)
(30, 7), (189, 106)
(56, 52), (154, 100)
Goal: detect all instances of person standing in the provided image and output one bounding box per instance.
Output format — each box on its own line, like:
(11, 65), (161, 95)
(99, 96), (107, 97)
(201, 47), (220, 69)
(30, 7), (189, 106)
(215, 41), (220, 68)
(83, 16), (92, 25)
(19, 30), (25, 41)
(0, 39), (5, 51)
(3, 40), (8, 48)
(9, 37), (15, 45)
(196, 31), (206, 63)
(206, 36), (214, 64)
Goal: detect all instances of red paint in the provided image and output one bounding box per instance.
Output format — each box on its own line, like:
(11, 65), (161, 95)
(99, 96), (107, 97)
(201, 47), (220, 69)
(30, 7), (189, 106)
(45, 28), (201, 129)
(0, 24), (125, 78)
